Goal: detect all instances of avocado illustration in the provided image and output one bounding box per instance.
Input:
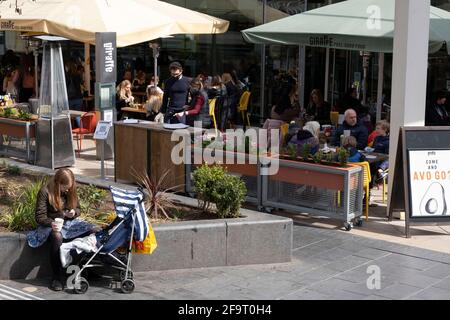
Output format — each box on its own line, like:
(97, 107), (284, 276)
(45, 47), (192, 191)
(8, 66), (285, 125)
(419, 182), (447, 216)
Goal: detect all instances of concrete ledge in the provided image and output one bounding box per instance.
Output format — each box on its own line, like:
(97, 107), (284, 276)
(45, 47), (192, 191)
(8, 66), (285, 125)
(0, 210), (292, 280)
(0, 159), (292, 280)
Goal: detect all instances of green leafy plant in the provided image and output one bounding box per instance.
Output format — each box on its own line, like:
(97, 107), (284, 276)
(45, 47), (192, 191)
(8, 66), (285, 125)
(1, 178), (47, 232)
(338, 148), (349, 167)
(193, 164), (247, 218)
(132, 168), (180, 220)
(2, 107), (13, 118)
(300, 143), (312, 160)
(287, 144), (297, 158)
(18, 109), (32, 121)
(6, 164), (21, 176)
(313, 150), (324, 164)
(77, 184), (108, 215)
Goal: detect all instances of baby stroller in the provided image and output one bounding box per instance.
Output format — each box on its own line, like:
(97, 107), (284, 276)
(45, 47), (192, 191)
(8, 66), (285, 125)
(71, 186), (149, 294)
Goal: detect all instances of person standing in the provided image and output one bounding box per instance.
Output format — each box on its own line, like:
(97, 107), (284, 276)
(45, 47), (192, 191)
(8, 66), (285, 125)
(174, 78), (211, 128)
(425, 90), (449, 126)
(158, 62), (191, 124)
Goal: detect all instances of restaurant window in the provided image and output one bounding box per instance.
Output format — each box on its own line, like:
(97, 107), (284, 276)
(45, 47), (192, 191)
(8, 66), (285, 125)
(159, 0), (263, 121)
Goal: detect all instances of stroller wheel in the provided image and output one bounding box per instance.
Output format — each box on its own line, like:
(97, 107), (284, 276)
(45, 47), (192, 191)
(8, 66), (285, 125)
(74, 277), (89, 294)
(120, 270), (134, 280)
(121, 279), (135, 294)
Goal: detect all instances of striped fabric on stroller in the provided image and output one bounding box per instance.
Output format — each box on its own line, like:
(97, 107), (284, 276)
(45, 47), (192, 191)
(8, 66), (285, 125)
(71, 186), (149, 294)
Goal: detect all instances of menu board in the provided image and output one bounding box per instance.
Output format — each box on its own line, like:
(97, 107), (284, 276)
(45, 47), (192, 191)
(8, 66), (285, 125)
(408, 150), (450, 218)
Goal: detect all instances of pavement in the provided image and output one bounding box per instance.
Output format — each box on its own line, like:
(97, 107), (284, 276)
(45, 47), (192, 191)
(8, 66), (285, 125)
(1, 223), (450, 300)
(2, 136), (450, 300)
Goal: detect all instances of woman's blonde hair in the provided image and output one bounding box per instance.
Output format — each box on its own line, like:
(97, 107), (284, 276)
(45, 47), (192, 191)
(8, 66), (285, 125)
(117, 80), (132, 100)
(47, 168), (77, 211)
(145, 86), (162, 113)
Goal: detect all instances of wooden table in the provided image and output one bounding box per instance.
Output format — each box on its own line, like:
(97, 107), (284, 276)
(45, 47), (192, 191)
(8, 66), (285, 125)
(121, 107), (147, 120)
(114, 121), (194, 192)
(360, 152), (389, 164)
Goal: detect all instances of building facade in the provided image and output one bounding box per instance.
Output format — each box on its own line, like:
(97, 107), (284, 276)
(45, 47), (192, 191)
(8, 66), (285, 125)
(1, 0), (450, 122)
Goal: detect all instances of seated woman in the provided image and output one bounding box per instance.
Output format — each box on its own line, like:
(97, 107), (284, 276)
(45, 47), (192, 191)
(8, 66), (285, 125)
(26, 169), (96, 291)
(116, 80), (135, 120)
(343, 136), (366, 162)
(305, 89), (331, 124)
(288, 121), (321, 155)
(144, 85), (163, 122)
(271, 79), (301, 123)
(175, 78), (211, 128)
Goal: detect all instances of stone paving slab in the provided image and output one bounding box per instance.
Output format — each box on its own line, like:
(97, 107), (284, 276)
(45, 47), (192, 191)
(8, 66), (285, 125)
(2, 219), (450, 300)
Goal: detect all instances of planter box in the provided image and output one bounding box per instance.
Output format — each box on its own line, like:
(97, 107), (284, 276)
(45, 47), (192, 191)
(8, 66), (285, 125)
(0, 118), (36, 163)
(186, 147), (261, 205)
(0, 207), (292, 280)
(261, 157), (364, 230)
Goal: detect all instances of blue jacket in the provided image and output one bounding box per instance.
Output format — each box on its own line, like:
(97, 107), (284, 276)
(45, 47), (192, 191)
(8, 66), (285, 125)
(333, 121), (368, 150)
(373, 135), (389, 154)
(347, 147), (365, 163)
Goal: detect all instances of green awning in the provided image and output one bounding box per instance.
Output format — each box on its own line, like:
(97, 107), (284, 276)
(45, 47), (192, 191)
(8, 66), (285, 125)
(242, 0), (450, 54)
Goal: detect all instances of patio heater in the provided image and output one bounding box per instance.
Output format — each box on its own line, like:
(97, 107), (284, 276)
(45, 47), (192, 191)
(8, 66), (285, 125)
(35, 38), (76, 169)
(149, 41), (160, 84)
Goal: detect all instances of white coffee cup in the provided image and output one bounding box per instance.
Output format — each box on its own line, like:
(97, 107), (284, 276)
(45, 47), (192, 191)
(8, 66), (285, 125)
(53, 218), (64, 232)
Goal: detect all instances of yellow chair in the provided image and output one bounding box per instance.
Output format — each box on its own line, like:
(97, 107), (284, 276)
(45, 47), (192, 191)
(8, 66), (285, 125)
(353, 161), (372, 221)
(238, 91), (251, 127)
(209, 98), (218, 136)
(381, 168), (389, 203)
(330, 111), (339, 127)
(280, 123), (289, 147)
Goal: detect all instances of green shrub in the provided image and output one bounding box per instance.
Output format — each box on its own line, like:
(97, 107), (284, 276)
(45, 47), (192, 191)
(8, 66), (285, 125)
(2, 178), (47, 232)
(300, 143), (312, 160)
(193, 164), (247, 218)
(77, 184), (108, 215)
(6, 164), (21, 176)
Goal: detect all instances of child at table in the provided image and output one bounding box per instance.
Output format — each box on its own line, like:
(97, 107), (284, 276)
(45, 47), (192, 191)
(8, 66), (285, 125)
(373, 120), (390, 182)
(342, 136), (365, 162)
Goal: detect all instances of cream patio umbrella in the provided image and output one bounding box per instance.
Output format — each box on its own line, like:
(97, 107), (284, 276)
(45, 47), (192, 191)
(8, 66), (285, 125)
(0, 0), (229, 47)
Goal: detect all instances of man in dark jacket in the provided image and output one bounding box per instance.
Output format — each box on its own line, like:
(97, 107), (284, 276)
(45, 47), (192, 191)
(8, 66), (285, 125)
(333, 108), (368, 150)
(158, 62), (191, 124)
(425, 90), (449, 126)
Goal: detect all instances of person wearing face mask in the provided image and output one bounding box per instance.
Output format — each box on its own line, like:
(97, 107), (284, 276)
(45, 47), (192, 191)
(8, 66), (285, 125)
(26, 169), (97, 291)
(174, 78), (211, 128)
(157, 62), (192, 124)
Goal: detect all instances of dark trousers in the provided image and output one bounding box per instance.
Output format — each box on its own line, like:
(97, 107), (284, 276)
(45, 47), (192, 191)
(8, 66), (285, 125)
(48, 230), (95, 280)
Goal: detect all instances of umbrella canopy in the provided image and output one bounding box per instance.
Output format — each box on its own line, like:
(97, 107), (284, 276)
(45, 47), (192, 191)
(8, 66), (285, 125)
(0, 0), (229, 47)
(242, 0), (450, 54)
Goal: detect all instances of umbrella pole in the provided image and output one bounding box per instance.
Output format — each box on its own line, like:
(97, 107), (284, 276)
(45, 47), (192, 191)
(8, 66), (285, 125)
(34, 48), (39, 99)
(376, 53), (384, 122)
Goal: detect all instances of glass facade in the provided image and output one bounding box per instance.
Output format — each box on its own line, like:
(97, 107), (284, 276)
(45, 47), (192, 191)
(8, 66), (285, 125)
(2, 0), (450, 121)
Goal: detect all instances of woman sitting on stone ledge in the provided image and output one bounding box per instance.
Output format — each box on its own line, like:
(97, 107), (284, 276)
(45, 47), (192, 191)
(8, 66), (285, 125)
(26, 168), (97, 292)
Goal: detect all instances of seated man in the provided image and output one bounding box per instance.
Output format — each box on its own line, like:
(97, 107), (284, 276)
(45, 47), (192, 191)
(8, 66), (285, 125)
(332, 109), (368, 150)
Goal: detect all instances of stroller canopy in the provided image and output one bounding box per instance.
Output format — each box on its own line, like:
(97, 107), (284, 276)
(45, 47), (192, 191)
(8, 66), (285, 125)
(110, 186), (149, 241)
